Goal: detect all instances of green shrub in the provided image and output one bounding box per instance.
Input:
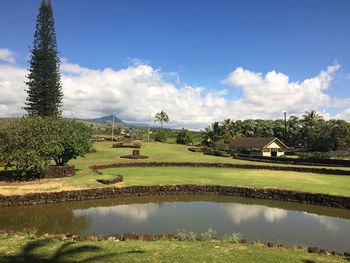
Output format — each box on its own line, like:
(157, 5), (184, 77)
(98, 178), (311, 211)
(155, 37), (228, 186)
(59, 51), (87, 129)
(213, 140), (230, 151)
(297, 152), (331, 159)
(155, 130), (167, 143)
(176, 229), (197, 241)
(0, 117), (53, 176)
(0, 117), (92, 177)
(223, 233), (243, 243)
(200, 228), (217, 240)
(48, 119), (92, 166)
(176, 128), (193, 145)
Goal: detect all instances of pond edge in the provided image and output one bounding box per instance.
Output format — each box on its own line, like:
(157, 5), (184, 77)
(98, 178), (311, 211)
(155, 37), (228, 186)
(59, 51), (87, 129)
(0, 184), (349, 209)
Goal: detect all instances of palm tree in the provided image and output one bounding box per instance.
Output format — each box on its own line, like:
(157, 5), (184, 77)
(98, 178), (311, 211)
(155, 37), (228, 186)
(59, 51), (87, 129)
(154, 110), (169, 128)
(221, 118), (236, 140)
(302, 110), (324, 128)
(202, 121), (224, 146)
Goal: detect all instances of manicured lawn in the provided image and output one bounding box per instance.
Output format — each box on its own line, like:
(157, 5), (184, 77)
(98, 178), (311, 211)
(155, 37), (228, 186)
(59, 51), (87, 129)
(0, 235), (347, 263)
(1, 141), (350, 195)
(102, 167), (350, 197)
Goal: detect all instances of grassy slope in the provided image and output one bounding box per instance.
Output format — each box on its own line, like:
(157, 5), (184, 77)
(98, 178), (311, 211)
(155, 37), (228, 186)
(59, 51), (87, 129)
(1, 141), (350, 195)
(0, 235), (347, 263)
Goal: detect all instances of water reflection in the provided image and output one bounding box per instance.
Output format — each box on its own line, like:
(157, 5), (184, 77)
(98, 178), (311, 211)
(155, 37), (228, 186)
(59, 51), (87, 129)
(302, 212), (339, 233)
(1, 195), (350, 252)
(74, 203), (160, 222)
(221, 204), (287, 224)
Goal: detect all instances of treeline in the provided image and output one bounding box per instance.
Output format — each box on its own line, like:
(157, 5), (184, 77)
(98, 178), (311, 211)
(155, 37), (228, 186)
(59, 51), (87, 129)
(202, 111), (350, 152)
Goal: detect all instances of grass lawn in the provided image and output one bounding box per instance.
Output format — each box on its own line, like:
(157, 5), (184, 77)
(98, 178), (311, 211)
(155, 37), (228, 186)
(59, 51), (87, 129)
(103, 167), (350, 197)
(0, 235), (347, 263)
(1, 141), (350, 196)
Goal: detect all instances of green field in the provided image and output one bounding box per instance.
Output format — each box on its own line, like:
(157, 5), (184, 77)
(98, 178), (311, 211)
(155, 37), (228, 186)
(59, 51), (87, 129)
(1, 141), (350, 196)
(0, 235), (347, 263)
(102, 167), (350, 196)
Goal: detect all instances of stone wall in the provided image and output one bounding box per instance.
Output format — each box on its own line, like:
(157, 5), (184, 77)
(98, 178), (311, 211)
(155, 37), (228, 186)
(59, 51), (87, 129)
(90, 162), (350, 176)
(43, 165), (75, 179)
(0, 165), (75, 182)
(1, 184), (349, 208)
(96, 175), (123, 185)
(234, 154), (350, 167)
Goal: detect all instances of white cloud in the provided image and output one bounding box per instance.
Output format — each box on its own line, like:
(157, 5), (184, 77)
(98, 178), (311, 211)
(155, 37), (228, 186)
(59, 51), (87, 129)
(60, 61), (229, 128)
(0, 48), (16, 64)
(0, 47), (349, 129)
(0, 64), (27, 117)
(222, 64), (348, 117)
(335, 108), (350, 121)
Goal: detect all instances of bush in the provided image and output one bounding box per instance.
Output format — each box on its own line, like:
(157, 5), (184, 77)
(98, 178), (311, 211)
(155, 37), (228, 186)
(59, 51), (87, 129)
(297, 152), (331, 159)
(223, 233), (243, 243)
(176, 128), (193, 145)
(0, 117), (92, 177)
(0, 117), (53, 176)
(176, 229), (197, 241)
(48, 119), (92, 166)
(200, 228), (217, 240)
(155, 130), (167, 143)
(213, 140), (230, 151)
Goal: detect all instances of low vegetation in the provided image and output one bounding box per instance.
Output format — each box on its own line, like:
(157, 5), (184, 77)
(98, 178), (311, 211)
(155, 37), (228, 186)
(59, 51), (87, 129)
(0, 117), (92, 177)
(0, 234), (347, 263)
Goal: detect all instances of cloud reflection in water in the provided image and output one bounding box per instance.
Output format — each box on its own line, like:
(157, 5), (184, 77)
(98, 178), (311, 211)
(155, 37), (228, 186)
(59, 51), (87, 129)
(221, 203), (288, 224)
(74, 203), (159, 222)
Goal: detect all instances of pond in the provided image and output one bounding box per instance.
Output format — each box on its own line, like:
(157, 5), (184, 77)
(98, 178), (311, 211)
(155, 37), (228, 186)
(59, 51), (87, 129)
(1, 195), (350, 252)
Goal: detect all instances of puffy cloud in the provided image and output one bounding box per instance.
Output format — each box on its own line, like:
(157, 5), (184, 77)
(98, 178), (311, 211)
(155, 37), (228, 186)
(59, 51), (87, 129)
(0, 64), (27, 117)
(336, 108), (350, 121)
(60, 61), (229, 128)
(222, 64), (347, 117)
(0, 48), (16, 64)
(0, 47), (349, 128)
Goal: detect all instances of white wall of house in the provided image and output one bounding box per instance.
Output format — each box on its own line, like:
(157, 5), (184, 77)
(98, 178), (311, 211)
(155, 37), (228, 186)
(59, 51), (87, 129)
(262, 151), (271, 157)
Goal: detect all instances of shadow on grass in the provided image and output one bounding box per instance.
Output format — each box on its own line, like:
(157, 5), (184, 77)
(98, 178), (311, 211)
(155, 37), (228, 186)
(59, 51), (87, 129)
(0, 238), (145, 263)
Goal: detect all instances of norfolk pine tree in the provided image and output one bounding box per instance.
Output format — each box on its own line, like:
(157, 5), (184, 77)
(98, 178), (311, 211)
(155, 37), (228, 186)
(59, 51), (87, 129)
(25, 0), (63, 116)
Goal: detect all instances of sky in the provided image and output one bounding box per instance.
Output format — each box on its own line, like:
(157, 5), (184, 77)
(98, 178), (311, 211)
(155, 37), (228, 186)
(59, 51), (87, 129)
(0, 0), (350, 129)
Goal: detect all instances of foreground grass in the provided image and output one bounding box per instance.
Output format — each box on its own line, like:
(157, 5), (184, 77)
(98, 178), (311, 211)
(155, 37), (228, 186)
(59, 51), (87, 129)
(1, 141), (350, 195)
(0, 235), (346, 263)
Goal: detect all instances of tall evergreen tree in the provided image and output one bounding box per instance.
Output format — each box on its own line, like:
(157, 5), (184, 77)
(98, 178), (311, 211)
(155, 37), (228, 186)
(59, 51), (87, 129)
(25, 0), (63, 116)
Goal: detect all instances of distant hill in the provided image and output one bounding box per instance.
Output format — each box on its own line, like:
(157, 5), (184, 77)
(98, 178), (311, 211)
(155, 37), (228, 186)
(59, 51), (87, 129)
(74, 115), (125, 124)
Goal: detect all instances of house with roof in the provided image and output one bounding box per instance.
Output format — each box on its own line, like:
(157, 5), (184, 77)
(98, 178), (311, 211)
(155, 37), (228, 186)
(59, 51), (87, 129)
(230, 137), (288, 157)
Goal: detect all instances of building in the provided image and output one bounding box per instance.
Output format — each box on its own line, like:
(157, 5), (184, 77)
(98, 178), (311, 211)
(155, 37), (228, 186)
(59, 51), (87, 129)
(230, 137), (288, 157)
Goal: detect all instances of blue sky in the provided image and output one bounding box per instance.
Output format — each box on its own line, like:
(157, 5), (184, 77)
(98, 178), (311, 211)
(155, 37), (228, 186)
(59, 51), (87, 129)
(0, 0), (350, 128)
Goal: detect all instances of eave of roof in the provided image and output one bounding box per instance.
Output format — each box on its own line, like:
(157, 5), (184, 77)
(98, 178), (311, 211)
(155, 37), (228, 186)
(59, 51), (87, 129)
(230, 137), (288, 149)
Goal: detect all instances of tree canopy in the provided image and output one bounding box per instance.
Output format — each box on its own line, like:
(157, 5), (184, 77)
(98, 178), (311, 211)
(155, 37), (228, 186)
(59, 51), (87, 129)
(0, 117), (92, 177)
(176, 128), (193, 145)
(201, 111), (350, 152)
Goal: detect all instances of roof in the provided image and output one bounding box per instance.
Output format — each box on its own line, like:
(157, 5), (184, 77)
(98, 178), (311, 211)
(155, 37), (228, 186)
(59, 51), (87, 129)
(230, 137), (288, 149)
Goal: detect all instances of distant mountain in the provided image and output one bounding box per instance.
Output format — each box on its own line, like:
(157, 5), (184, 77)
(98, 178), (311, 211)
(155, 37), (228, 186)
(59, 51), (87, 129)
(74, 115), (125, 124)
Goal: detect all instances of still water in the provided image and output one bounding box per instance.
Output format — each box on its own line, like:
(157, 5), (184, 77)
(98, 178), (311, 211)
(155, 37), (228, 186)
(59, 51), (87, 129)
(0, 195), (350, 252)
